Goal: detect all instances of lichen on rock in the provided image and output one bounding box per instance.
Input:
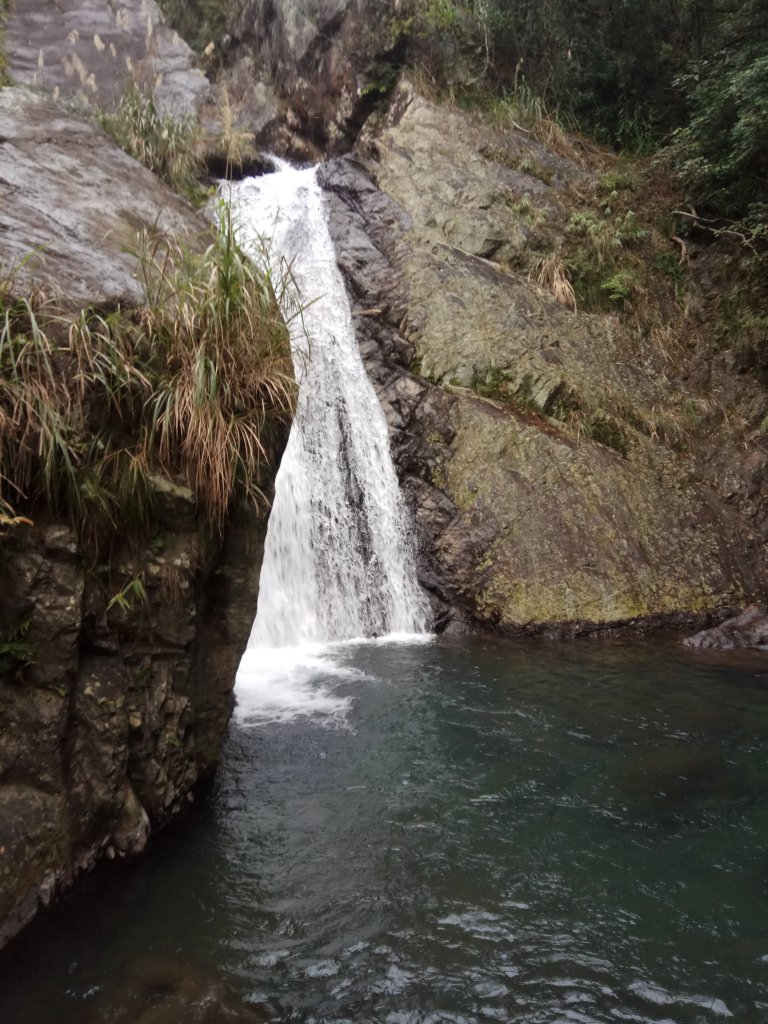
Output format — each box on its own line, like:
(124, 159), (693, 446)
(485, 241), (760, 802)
(319, 82), (765, 634)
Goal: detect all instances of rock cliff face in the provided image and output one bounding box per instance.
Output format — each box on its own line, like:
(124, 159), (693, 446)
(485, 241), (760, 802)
(214, 0), (407, 153)
(0, 88), (266, 948)
(0, 507), (264, 949)
(318, 84), (766, 632)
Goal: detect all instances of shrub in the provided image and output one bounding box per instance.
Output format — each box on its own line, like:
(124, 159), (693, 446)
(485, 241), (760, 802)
(668, 0), (768, 235)
(0, 204), (295, 550)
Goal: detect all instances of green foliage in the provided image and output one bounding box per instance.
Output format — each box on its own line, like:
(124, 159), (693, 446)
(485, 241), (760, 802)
(599, 268), (642, 307)
(95, 81), (203, 200)
(424, 0), (462, 31)
(668, 0), (768, 239)
(566, 207), (647, 310)
(106, 574), (148, 614)
(0, 615), (34, 673)
(410, 0), (711, 146)
(714, 290), (768, 357)
(568, 209), (647, 266)
(416, 0), (768, 250)
(0, 206), (296, 551)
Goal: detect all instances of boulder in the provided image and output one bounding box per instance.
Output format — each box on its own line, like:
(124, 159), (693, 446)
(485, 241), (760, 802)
(683, 605), (768, 650)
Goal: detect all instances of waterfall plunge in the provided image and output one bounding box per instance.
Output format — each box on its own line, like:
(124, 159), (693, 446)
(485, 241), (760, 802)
(230, 164), (429, 720)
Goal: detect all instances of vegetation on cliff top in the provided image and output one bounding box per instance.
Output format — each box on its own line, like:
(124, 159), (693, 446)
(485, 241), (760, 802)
(410, 0), (767, 253)
(0, 207), (295, 553)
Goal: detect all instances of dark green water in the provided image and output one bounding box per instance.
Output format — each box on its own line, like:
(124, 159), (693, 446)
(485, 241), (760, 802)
(2, 636), (768, 1023)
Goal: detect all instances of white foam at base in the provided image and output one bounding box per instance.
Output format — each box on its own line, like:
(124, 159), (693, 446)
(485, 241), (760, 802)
(234, 633), (436, 727)
(235, 645), (355, 726)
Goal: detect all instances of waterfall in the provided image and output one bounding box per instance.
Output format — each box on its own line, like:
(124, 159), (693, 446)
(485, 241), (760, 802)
(228, 163), (428, 715)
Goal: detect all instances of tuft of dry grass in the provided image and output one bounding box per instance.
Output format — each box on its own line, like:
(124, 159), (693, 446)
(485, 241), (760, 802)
(214, 84), (256, 178)
(531, 253), (577, 310)
(136, 202), (296, 527)
(0, 204), (296, 549)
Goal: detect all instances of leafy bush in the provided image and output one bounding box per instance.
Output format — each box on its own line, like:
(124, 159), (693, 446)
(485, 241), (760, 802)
(568, 210), (647, 266)
(669, 0), (768, 236)
(565, 207), (648, 310)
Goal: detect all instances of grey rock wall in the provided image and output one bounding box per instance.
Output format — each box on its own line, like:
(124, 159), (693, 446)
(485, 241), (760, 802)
(219, 0), (407, 152)
(5, 0), (210, 116)
(317, 84), (766, 633)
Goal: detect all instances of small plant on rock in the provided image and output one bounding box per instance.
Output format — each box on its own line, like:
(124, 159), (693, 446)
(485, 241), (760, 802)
(96, 80), (203, 198)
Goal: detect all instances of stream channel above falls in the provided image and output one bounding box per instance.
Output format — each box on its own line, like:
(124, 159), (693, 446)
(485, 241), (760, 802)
(2, 635), (768, 1023)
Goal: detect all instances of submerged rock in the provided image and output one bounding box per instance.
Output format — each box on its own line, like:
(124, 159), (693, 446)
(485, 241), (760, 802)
(85, 956), (271, 1023)
(683, 606), (768, 650)
(618, 744), (727, 809)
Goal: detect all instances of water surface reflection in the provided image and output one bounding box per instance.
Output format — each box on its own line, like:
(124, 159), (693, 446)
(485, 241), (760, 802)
(2, 636), (768, 1023)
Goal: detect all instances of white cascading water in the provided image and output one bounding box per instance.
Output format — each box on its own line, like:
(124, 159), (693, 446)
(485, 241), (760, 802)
(228, 163), (430, 723)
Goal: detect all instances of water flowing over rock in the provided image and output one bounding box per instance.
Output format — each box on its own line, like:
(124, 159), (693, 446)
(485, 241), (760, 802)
(228, 164), (428, 648)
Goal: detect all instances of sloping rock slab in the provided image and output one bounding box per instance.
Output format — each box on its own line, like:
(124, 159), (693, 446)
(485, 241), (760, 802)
(684, 606), (768, 650)
(5, 0), (210, 116)
(319, 150), (756, 633)
(0, 88), (207, 306)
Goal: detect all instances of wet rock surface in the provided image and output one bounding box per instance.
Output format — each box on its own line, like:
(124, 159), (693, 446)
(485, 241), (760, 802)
(318, 85), (763, 633)
(684, 605), (768, 650)
(0, 502), (264, 950)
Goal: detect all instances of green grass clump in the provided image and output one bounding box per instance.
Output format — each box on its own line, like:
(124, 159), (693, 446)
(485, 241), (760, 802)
(565, 207), (648, 310)
(96, 81), (204, 200)
(0, 204), (295, 549)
